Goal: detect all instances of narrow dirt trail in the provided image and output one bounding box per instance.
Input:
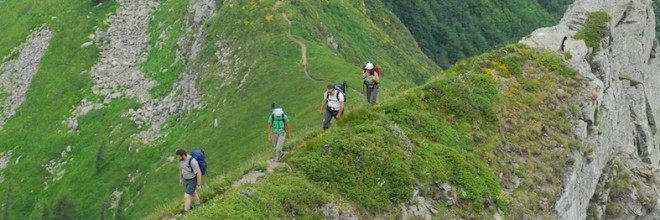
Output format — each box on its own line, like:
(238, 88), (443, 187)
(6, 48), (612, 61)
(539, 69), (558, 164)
(282, 12), (313, 81)
(281, 12), (364, 97)
(231, 159), (283, 188)
(162, 159), (284, 219)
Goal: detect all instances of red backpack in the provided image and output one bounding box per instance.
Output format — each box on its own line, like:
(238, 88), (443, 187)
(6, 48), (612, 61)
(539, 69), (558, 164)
(361, 62), (381, 76)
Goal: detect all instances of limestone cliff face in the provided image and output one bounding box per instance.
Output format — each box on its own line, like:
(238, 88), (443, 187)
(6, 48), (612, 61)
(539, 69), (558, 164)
(521, 0), (660, 219)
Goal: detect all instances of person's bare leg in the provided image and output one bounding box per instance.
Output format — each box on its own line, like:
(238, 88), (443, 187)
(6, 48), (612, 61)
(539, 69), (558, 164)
(193, 192), (201, 205)
(184, 193), (192, 211)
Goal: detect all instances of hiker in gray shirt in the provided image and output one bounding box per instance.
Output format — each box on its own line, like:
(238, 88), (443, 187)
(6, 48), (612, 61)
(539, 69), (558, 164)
(177, 149), (202, 212)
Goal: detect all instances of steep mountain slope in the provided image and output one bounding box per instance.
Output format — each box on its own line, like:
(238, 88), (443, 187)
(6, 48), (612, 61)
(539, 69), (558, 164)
(4, 0), (660, 219)
(655, 0), (660, 40)
(523, 0), (660, 218)
(380, 0), (574, 68)
(175, 0), (660, 218)
(0, 0), (439, 219)
(176, 44), (587, 219)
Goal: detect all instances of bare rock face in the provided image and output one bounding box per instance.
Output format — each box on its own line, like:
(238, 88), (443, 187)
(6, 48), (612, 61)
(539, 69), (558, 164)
(68, 0), (207, 143)
(185, 0), (216, 32)
(521, 0), (660, 219)
(186, 0), (216, 59)
(0, 28), (52, 129)
(401, 190), (434, 220)
(0, 150), (12, 183)
(90, 0), (159, 104)
(319, 203), (358, 220)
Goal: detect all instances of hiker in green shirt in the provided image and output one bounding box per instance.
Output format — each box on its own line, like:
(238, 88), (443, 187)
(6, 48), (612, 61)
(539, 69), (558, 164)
(268, 108), (290, 162)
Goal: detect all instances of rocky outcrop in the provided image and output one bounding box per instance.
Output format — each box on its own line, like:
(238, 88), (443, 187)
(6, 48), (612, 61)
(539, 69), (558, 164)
(42, 146), (72, 190)
(68, 0), (206, 143)
(0, 150), (12, 183)
(66, 0), (159, 132)
(320, 203), (358, 220)
(0, 28), (52, 129)
(186, 0), (216, 58)
(90, 0), (159, 104)
(521, 0), (660, 219)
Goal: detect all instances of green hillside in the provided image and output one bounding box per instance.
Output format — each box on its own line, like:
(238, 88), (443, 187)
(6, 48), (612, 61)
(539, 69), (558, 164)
(380, 0), (574, 68)
(175, 44), (588, 219)
(0, 0), (438, 219)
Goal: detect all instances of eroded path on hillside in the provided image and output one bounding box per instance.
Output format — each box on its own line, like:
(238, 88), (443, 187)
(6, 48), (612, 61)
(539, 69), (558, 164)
(281, 12), (313, 81)
(231, 159), (284, 187)
(281, 12), (364, 97)
(162, 159), (284, 219)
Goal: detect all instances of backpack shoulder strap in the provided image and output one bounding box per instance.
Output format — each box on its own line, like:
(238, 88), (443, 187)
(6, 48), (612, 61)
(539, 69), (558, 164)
(271, 114), (286, 126)
(188, 157), (194, 173)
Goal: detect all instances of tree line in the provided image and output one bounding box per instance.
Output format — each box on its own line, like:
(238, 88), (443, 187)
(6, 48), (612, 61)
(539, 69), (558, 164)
(380, 0), (573, 68)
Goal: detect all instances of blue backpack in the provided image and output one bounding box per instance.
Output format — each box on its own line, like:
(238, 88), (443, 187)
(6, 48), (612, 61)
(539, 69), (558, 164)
(326, 81), (347, 102)
(188, 150), (207, 176)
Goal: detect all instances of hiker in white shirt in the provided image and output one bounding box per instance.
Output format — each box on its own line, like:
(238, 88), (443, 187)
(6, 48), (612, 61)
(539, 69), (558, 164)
(319, 84), (344, 130)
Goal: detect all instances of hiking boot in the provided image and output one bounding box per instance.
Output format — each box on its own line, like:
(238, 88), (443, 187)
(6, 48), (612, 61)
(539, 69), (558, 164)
(175, 210), (186, 216)
(277, 152), (287, 162)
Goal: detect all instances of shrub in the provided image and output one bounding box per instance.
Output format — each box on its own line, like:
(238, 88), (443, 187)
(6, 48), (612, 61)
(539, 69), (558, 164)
(535, 51), (579, 76)
(574, 12), (612, 51)
(288, 124), (415, 211)
(91, 0), (112, 5)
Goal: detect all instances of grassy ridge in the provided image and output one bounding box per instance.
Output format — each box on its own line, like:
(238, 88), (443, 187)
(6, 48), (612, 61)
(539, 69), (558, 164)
(183, 45), (586, 218)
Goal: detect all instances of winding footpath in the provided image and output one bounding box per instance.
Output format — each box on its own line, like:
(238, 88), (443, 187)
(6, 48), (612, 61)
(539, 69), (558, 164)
(282, 12), (314, 81)
(281, 12), (364, 97)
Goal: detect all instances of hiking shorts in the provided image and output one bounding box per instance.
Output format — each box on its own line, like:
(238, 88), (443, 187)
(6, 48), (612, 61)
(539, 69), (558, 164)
(184, 178), (198, 195)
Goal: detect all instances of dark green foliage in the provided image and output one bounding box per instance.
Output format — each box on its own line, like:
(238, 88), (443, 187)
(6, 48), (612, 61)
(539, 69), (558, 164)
(91, 0), (112, 5)
(424, 74), (499, 123)
(536, 0), (574, 15)
(415, 143), (500, 200)
(190, 175), (329, 219)
(2, 189), (8, 220)
(522, 81), (539, 92)
(381, 0), (573, 68)
(95, 140), (107, 173)
(618, 77), (641, 87)
(574, 12), (612, 51)
(53, 195), (78, 220)
(535, 51), (579, 76)
(499, 56), (523, 77)
(289, 122), (415, 210)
